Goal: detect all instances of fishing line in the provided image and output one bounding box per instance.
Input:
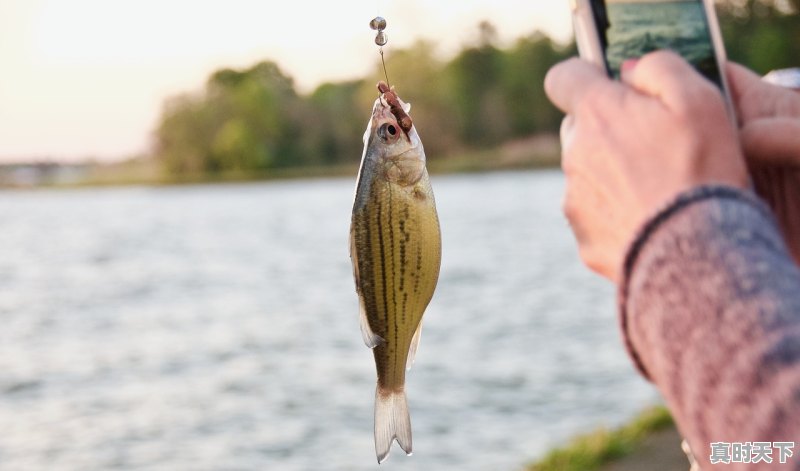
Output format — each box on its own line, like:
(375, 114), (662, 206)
(379, 49), (390, 87)
(369, 4), (391, 87)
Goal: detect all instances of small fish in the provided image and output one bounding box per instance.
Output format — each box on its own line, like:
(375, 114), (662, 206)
(350, 82), (442, 464)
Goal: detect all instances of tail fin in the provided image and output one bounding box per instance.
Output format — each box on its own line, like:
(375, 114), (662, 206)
(374, 387), (412, 464)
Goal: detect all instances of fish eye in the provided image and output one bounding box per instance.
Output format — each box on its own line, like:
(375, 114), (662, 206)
(378, 123), (398, 141)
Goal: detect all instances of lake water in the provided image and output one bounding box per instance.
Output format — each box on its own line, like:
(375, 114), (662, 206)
(0, 170), (658, 471)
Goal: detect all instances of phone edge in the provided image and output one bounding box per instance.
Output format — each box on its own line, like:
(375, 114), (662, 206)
(571, 0), (737, 122)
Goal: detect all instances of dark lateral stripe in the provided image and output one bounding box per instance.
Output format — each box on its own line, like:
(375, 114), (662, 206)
(376, 194), (389, 330)
(414, 243), (422, 294)
(387, 188), (399, 357)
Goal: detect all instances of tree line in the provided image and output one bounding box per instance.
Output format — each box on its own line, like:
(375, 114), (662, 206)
(155, 0), (798, 177)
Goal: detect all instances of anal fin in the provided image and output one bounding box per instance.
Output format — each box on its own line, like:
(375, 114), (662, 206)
(406, 321), (422, 371)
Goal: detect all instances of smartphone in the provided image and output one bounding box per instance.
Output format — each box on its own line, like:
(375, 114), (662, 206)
(570, 0), (733, 105)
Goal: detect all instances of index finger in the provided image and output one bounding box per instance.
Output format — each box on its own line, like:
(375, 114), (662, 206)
(726, 62), (800, 124)
(544, 57), (611, 114)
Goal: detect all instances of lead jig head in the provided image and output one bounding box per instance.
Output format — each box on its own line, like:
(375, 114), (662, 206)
(369, 16), (387, 31)
(370, 16), (388, 46)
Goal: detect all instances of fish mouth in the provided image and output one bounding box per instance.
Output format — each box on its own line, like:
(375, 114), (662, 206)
(373, 81), (413, 135)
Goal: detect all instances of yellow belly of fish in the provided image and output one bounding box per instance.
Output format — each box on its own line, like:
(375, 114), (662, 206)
(351, 174), (441, 390)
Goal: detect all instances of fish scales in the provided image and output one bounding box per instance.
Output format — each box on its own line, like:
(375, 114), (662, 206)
(356, 175), (438, 387)
(350, 82), (441, 464)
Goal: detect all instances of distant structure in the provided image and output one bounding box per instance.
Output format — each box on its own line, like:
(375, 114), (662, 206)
(0, 162), (89, 187)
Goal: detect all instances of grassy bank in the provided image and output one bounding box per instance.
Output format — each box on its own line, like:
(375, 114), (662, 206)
(527, 406), (677, 471)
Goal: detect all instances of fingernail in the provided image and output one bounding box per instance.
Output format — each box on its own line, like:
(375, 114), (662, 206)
(621, 58), (639, 74)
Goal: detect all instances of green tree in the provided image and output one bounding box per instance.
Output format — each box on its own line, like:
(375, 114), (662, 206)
(207, 61), (306, 169)
(445, 21), (510, 146)
(718, 0), (800, 73)
(156, 94), (216, 175)
(502, 32), (575, 136)
(210, 118), (267, 171)
(156, 61), (311, 175)
(309, 80), (365, 165)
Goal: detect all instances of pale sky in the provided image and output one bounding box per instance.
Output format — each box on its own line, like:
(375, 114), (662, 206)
(0, 0), (572, 162)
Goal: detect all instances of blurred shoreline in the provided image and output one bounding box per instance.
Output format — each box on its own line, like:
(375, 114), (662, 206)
(0, 133), (560, 189)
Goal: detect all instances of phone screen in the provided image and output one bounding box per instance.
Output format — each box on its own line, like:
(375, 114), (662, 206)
(594, 0), (724, 89)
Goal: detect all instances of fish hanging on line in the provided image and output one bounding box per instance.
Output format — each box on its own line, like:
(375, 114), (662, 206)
(349, 79), (442, 464)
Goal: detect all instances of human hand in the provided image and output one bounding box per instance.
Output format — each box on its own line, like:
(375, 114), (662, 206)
(544, 51), (749, 282)
(727, 63), (800, 263)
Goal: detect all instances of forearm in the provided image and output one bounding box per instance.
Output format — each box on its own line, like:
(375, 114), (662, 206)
(620, 186), (800, 469)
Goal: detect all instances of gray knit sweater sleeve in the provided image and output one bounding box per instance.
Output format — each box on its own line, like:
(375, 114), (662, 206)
(620, 186), (800, 470)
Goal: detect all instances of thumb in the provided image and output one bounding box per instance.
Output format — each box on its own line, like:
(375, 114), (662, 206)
(620, 50), (719, 113)
(726, 62), (797, 125)
(742, 118), (800, 168)
(725, 62), (765, 120)
(545, 57), (610, 114)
